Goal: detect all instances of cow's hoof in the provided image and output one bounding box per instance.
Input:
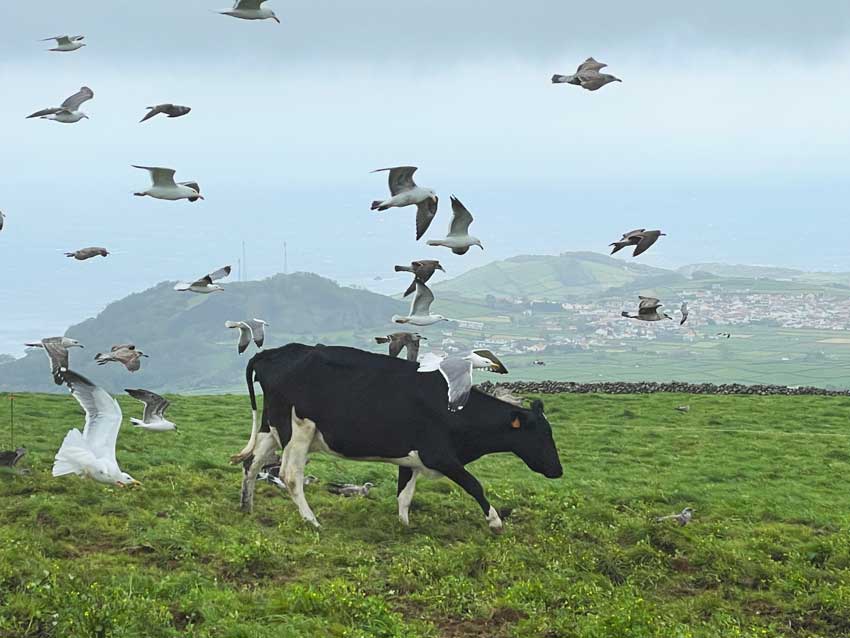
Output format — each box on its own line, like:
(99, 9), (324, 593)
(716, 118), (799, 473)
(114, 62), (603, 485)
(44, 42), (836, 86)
(399, 515), (410, 527)
(230, 453), (249, 465)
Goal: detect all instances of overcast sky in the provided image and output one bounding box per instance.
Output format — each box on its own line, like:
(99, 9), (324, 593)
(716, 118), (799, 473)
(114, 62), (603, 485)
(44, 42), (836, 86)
(1, 1), (849, 354)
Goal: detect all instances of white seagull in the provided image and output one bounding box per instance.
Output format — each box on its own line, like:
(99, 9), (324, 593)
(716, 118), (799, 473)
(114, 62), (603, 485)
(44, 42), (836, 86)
(426, 196), (484, 255)
(27, 86), (93, 123)
(680, 302), (689, 326)
(418, 350), (509, 412)
(25, 336), (84, 385)
(125, 389), (177, 432)
(132, 166), (203, 202)
(0, 210), (5, 232)
(52, 370), (140, 487)
(218, 0), (280, 23)
(370, 166), (439, 240)
(41, 35), (86, 52)
(392, 281), (449, 326)
(175, 266), (231, 293)
(224, 319), (269, 354)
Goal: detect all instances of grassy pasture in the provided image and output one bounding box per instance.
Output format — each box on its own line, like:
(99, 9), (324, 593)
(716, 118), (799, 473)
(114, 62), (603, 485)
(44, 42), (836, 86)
(1, 392), (849, 637)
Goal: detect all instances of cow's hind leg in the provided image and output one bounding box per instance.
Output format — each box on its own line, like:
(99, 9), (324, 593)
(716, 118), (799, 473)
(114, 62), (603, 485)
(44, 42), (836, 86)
(282, 408), (320, 527)
(397, 467), (419, 527)
(239, 432), (279, 513)
(421, 457), (503, 534)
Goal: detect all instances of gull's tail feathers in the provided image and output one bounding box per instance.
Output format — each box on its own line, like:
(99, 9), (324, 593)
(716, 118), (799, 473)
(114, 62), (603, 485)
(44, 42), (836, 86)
(52, 429), (92, 477)
(394, 265), (414, 273)
(370, 200), (384, 211)
(374, 337), (390, 344)
(551, 74), (571, 83)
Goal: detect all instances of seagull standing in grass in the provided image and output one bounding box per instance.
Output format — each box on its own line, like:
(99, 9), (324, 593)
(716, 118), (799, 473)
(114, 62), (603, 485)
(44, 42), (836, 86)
(95, 345), (148, 372)
(375, 332), (426, 361)
(140, 104), (191, 123)
(426, 196), (483, 255)
(175, 266), (231, 293)
(27, 87), (93, 123)
(225, 319), (269, 354)
(370, 166), (438, 240)
(52, 370), (140, 487)
(655, 507), (694, 526)
(418, 350), (509, 412)
(392, 282), (449, 326)
(327, 482), (373, 497)
(394, 260), (445, 297)
(41, 35), (85, 52)
(25, 337), (84, 385)
(125, 389), (176, 432)
(621, 297), (672, 322)
(133, 166), (203, 202)
(218, 0), (281, 23)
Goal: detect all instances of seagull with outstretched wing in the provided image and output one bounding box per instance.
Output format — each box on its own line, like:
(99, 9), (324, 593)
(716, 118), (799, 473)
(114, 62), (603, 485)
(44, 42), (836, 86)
(225, 319), (269, 354)
(174, 266), (231, 293)
(418, 349), (509, 412)
(125, 389), (176, 432)
(426, 196), (484, 255)
(27, 86), (93, 123)
(370, 166), (439, 240)
(41, 35), (86, 52)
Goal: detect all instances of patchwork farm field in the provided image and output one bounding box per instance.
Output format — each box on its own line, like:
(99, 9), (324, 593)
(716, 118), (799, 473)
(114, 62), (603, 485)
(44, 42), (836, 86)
(1, 392), (850, 637)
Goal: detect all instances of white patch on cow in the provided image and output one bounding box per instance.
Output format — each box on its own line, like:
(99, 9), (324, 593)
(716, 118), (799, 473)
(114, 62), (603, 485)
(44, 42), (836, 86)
(486, 505), (504, 534)
(282, 408), (320, 527)
(240, 431), (279, 513)
(397, 470), (419, 526)
(231, 408), (260, 463)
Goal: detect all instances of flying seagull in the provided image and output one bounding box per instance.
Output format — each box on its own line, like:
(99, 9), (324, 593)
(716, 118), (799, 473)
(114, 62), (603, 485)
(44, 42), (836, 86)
(224, 319), (269, 354)
(25, 337), (84, 385)
(0, 210), (5, 232)
(27, 86), (93, 123)
(132, 166), (203, 202)
(370, 166), (438, 240)
(394, 260), (445, 297)
(375, 332), (426, 362)
(175, 266), (231, 293)
(552, 57), (621, 91)
(41, 35), (86, 52)
(52, 370), (140, 487)
(426, 196), (484, 255)
(218, 0), (280, 23)
(655, 507), (694, 526)
(610, 229), (665, 257)
(418, 350), (509, 412)
(140, 104), (191, 123)
(326, 482), (373, 497)
(717, 332), (731, 339)
(95, 345), (148, 372)
(65, 247), (109, 261)
(392, 281), (449, 326)
(680, 302), (689, 326)
(125, 389), (176, 432)
(621, 296), (673, 322)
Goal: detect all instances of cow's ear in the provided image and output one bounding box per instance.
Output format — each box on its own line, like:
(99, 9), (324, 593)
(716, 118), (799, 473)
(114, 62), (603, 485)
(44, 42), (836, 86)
(510, 412), (524, 429)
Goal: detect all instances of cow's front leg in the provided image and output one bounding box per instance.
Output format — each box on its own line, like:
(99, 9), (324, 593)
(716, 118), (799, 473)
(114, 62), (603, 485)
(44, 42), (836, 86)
(240, 432), (278, 513)
(423, 458), (503, 534)
(283, 409), (320, 527)
(397, 467), (419, 527)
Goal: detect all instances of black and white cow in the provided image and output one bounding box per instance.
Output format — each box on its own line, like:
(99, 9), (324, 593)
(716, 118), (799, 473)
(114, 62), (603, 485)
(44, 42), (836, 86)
(232, 343), (563, 533)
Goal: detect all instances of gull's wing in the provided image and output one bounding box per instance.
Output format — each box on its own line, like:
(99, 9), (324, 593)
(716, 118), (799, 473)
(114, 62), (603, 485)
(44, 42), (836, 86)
(132, 165), (177, 188)
(577, 57), (607, 74)
(125, 388), (167, 423)
(226, 321), (253, 353)
(208, 265), (231, 282)
(234, 0), (265, 8)
(638, 297), (662, 313)
(27, 107), (64, 118)
(41, 338), (69, 385)
(373, 166), (418, 196)
(632, 232), (660, 257)
(61, 86), (94, 111)
(472, 349), (509, 374)
(125, 353), (143, 372)
(415, 197), (438, 240)
(413, 260), (441, 280)
(140, 105), (165, 123)
(622, 228), (645, 239)
(410, 282), (435, 316)
(61, 370), (122, 461)
(387, 336), (403, 358)
(680, 302), (689, 325)
(448, 196), (474, 236)
(440, 357), (474, 412)
(246, 319), (267, 347)
(406, 336), (421, 362)
(53, 36), (73, 45)
(417, 352), (443, 373)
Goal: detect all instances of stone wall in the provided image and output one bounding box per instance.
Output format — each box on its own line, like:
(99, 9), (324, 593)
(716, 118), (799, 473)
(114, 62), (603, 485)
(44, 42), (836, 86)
(476, 380), (850, 397)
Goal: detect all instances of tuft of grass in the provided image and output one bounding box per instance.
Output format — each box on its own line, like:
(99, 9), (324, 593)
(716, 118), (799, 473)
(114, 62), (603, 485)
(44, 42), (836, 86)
(0, 392), (849, 637)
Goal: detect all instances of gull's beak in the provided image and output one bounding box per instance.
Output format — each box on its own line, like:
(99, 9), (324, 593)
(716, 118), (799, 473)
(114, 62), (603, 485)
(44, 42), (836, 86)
(131, 479), (142, 487)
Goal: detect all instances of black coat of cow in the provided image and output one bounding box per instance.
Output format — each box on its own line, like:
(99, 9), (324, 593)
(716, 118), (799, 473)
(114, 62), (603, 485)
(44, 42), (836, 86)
(245, 343), (563, 528)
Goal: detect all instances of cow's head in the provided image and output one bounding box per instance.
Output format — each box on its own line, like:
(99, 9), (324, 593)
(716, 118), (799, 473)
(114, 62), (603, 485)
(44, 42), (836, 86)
(508, 399), (563, 479)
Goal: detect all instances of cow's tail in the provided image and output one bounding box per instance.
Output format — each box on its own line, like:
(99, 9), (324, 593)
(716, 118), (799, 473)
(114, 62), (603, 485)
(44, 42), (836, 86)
(230, 358), (260, 464)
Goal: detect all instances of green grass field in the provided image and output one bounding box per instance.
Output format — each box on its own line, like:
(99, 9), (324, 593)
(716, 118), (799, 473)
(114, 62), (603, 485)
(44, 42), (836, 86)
(1, 392), (850, 637)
